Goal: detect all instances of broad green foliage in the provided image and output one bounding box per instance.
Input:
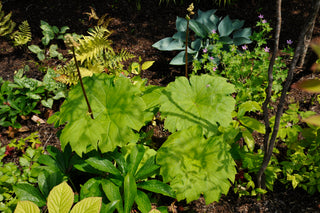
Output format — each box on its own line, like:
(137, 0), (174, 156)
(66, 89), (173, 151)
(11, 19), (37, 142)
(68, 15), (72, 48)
(152, 9), (251, 65)
(57, 74), (146, 155)
(14, 182), (102, 213)
(280, 126), (320, 194)
(28, 20), (68, 61)
(0, 66), (66, 128)
(157, 126), (236, 204)
(160, 74), (235, 136)
(193, 16), (287, 104)
(74, 144), (174, 213)
(0, 133), (43, 213)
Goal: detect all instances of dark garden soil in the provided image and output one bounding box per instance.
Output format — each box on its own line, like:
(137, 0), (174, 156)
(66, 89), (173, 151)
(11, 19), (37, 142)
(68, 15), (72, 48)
(1, 0), (320, 212)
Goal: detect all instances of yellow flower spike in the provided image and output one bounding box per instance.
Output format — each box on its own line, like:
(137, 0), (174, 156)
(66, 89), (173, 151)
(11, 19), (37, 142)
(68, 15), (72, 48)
(187, 3), (194, 16)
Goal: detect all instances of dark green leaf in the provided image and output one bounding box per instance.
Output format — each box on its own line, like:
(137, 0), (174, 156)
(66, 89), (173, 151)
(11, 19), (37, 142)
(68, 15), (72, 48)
(137, 180), (175, 198)
(124, 173), (137, 213)
(14, 183), (46, 207)
(86, 156), (121, 176)
(80, 178), (103, 200)
(101, 179), (123, 213)
(135, 190), (151, 213)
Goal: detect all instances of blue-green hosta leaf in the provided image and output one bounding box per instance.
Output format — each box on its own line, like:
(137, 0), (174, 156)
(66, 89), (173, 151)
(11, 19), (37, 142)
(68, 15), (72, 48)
(196, 9), (218, 32)
(160, 74), (235, 136)
(189, 20), (208, 38)
(156, 126), (236, 204)
(169, 51), (193, 65)
(233, 28), (252, 39)
(172, 32), (186, 42)
(218, 16), (234, 37)
(152, 37), (185, 51)
(232, 19), (245, 31)
(59, 74), (146, 156)
(176, 16), (187, 32)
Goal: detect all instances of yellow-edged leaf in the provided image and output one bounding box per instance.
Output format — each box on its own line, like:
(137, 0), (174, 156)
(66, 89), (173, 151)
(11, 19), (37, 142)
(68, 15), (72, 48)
(292, 79), (320, 93)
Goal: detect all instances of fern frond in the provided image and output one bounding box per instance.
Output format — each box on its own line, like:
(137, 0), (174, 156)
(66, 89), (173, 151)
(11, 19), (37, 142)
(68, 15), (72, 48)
(12, 20), (31, 46)
(75, 26), (113, 64)
(104, 49), (135, 72)
(56, 26), (135, 85)
(0, 3), (16, 37)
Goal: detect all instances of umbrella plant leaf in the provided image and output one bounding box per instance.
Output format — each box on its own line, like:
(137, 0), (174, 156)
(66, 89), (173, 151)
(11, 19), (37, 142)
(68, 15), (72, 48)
(159, 74), (235, 136)
(156, 126), (236, 204)
(59, 74), (146, 156)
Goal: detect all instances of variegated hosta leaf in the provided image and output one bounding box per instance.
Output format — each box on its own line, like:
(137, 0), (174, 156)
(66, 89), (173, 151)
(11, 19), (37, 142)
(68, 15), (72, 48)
(59, 74), (146, 156)
(160, 74), (235, 136)
(156, 125), (236, 204)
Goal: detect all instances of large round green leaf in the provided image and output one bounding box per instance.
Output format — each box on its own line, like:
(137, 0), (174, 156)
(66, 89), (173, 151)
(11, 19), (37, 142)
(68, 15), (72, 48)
(159, 74), (235, 136)
(59, 74), (146, 156)
(156, 126), (236, 204)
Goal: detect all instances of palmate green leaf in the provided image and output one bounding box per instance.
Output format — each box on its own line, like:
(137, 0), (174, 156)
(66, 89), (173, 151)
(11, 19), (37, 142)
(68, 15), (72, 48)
(156, 126), (236, 204)
(59, 74), (146, 156)
(160, 74), (235, 136)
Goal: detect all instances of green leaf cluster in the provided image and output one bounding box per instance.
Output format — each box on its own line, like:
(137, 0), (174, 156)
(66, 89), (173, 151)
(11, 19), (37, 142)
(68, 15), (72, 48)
(14, 182), (102, 213)
(0, 66), (67, 128)
(0, 134), (44, 213)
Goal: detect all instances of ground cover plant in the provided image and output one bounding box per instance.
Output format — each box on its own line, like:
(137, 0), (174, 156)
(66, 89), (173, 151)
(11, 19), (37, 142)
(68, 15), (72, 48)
(1, 0), (320, 212)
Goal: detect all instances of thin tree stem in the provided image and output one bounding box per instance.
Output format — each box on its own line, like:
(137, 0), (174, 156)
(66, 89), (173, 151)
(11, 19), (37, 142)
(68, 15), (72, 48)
(257, 0), (320, 190)
(257, 0), (282, 190)
(72, 47), (94, 120)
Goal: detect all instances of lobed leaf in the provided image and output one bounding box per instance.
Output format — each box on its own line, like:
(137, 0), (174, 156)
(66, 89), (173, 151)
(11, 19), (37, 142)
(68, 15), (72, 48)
(156, 126), (236, 204)
(59, 74), (146, 156)
(159, 74), (235, 136)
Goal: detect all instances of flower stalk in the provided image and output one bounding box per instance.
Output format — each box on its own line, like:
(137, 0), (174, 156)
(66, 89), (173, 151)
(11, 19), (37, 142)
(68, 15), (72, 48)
(185, 3), (194, 78)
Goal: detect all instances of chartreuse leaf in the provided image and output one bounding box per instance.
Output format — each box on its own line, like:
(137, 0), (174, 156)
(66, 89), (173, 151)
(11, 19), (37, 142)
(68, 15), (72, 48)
(14, 201), (40, 213)
(124, 173), (137, 213)
(70, 197), (102, 213)
(156, 126), (236, 204)
(237, 101), (261, 117)
(160, 74), (235, 136)
(238, 116), (265, 134)
(135, 190), (151, 213)
(59, 74), (146, 156)
(302, 114), (320, 127)
(293, 79), (320, 93)
(47, 182), (74, 213)
(241, 127), (255, 151)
